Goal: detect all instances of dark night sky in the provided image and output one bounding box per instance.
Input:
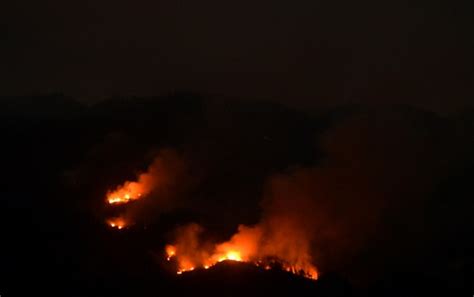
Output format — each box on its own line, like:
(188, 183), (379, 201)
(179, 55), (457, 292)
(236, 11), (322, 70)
(1, 0), (473, 112)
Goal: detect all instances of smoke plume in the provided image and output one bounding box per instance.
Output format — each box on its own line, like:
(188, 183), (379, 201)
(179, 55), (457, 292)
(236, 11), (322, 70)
(106, 148), (192, 227)
(254, 107), (473, 282)
(167, 106), (473, 283)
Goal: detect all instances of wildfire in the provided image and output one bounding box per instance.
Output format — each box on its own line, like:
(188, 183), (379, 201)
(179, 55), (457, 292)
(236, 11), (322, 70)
(102, 150), (319, 280)
(107, 217), (127, 230)
(105, 178), (145, 231)
(164, 243), (318, 280)
(107, 186), (143, 205)
(219, 251), (242, 262)
(105, 150), (183, 206)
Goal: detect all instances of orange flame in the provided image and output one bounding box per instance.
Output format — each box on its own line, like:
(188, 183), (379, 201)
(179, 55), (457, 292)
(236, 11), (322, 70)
(107, 182), (144, 205)
(167, 247), (244, 275)
(105, 149), (185, 206)
(165, 225), (318, 280)
(107, 217), (127, 230)
(218, 250), (242, 262)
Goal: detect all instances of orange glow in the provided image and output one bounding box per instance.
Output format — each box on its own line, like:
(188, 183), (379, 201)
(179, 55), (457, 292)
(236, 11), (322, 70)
(105, 149), (184, 206)
(224, 251), (242, 261)
(216, 250), (243, 263)
(165, 227), (318, 280)
(165, 245), (176, 261)
(107, 184), (143, 205)
(107, 217), (127, 230)
(102, 149), (320, 280)
(174, 257), (198, 275)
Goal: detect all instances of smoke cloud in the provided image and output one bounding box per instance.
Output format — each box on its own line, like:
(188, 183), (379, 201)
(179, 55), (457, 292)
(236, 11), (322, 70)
(255, 107), (473, 282)
(168, 106), (473, 284)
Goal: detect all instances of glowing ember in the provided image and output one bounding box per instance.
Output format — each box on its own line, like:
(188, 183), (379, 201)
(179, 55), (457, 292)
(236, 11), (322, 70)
(107, 217), (127, 230)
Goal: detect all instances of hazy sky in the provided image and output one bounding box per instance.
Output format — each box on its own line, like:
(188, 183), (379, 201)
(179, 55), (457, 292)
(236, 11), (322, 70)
(2, 0), (473, 112)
